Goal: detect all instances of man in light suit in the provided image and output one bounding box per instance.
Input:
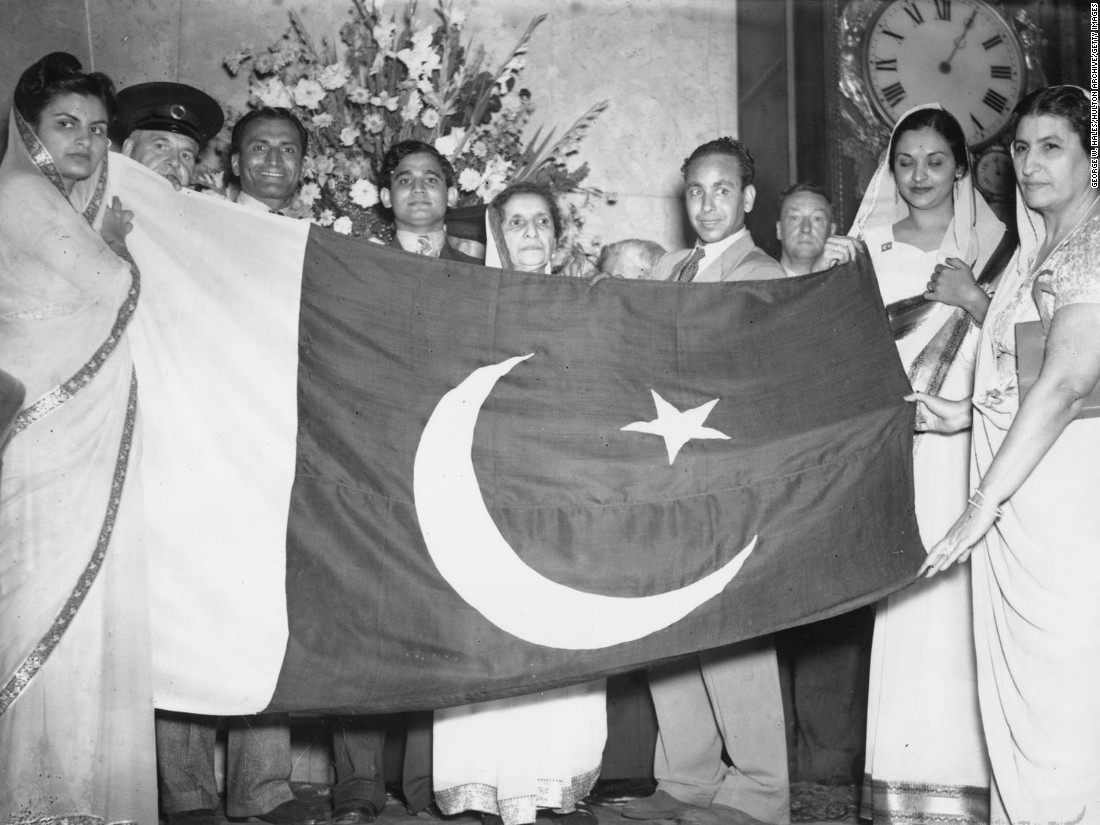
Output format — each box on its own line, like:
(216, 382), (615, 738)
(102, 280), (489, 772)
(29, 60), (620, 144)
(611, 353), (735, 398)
(625, 137), (789, 825)
(651, 137), (785, 285)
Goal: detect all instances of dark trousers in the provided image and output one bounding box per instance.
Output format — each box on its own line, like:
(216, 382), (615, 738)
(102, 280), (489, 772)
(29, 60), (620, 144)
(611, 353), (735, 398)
(776, 607), (873, 784)
(333, 712), (433, 812)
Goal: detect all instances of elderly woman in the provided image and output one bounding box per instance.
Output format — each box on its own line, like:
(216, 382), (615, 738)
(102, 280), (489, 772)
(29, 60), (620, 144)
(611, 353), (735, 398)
(849, 105), (1009, 823)
(0, 53), (154, 822)
(914, 86), (1100, 822)
(431, 182), (606, 825)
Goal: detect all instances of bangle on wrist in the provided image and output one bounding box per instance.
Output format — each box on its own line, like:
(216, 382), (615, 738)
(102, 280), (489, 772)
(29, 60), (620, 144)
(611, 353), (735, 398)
(968, 489), (1003, 519)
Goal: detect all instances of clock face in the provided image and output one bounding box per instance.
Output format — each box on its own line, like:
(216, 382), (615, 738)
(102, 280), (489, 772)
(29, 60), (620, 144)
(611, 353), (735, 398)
(975, 148), (1014, 200)
(862, 0), (1026, 148)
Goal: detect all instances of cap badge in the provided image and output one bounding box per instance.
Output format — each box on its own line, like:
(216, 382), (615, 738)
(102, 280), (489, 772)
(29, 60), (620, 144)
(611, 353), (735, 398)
(170, 104), (187, 120)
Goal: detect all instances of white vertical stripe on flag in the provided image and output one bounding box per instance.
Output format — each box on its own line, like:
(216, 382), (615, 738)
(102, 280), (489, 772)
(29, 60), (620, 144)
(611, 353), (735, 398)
(120, 157), (307, 714)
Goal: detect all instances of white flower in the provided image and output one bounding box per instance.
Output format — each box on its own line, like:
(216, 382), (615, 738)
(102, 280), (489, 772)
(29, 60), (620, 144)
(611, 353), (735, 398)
(434, 128), (465, 158)
(224, 48), (251, 76)
(370, 92), (400, 112)
(402, 90), (422, 122)
(349, 179), (379, 209)
(312, 113), (335, 128)
(470, 140), (487, 159)
(333, 216), (354, 235)
(476, 156), (514, 202)
(347, 84), (371, 105)
(373, 22), (398, 53)
(317, 209), (336, 227)
(253, 77), (293, 109)
(500, 91), (525, 113)
(293, 78), (326, 110)
(298, 182), (322, 207)
(317, 63), (351, 91)
(365, 113), (386, 134)
(457, 167), (483, 193)
(420, 107), (440, 129)
(340, 126), (358, 147)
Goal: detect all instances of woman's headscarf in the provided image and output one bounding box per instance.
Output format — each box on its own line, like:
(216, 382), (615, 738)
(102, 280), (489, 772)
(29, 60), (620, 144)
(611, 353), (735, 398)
(485, 185), (557, 274)
(848, 103), (1010, 401)
(849, 103), (1005, 273)
(0, 105), (135, 404)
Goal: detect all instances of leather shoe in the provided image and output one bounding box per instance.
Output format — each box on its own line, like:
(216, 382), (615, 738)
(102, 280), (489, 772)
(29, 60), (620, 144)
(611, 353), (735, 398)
(254, 800), (327, 825)
(405, 802), (444, 819)
(334, 803), (380, 825)
(622, 791), (698, 821)
(678, 804), (769, 825)
(543, 802), (598, 825)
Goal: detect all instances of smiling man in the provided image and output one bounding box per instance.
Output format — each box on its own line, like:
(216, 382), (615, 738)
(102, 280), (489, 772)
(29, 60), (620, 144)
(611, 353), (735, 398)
(229, 107), (307, 214)
(652, 137), (785, 284)
(115, 81), (223, 189)
(627, 136), (790, 825)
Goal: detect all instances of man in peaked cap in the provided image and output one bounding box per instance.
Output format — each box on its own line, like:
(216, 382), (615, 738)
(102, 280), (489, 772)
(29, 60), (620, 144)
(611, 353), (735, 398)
(115, 81), (223, 188)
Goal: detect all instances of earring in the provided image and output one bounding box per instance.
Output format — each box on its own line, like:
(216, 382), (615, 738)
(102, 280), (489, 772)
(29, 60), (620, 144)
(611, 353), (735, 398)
(107, 138), (113, 149)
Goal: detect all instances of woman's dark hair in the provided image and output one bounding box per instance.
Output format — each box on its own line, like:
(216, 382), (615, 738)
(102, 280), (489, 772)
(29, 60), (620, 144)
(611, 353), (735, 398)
(1013, 85), (1092, 152)
(490, 181), (562, 238)
(888, 107), (970, 177)
(14, 52), (116, 126)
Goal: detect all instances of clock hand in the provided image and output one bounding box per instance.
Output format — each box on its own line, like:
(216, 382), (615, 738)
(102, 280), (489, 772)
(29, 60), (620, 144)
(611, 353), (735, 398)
(939, 8), (979, 74)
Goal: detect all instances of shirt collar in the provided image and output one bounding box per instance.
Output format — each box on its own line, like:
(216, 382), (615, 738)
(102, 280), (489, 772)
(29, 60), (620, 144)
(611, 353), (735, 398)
(395, 228), (447, 256)
(235, 190), (285, 214)
(696, 227), (749, 273)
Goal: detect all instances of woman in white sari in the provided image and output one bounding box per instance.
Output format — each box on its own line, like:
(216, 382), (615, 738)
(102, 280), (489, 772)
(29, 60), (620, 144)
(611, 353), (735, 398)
(916, 85), (1100, 824)
(432, 182), (606, 825)
(850, 105), (1010, 823)
(0, 52), (156, 823)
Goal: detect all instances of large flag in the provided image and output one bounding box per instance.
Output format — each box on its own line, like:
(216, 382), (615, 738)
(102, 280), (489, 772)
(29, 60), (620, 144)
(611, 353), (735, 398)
(117, 157), (923, 715)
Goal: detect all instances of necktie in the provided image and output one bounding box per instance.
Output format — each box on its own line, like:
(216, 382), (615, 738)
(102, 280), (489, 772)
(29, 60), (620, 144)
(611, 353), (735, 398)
(417, 235), (433, 256)
(677, 246), (705, 282)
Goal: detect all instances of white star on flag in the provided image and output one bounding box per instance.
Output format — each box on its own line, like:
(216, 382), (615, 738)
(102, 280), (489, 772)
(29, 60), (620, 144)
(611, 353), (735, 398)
(621, 390), (731, 464)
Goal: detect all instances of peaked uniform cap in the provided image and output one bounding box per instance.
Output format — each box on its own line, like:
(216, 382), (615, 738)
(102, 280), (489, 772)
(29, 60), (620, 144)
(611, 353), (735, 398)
(116, 81), (224, 145)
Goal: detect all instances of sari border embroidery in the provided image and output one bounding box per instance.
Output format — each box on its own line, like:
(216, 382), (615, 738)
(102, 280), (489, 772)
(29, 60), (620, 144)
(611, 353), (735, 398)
(860, 773), (991, 824)
(12, 246), (140, 435)
(15, 112), (67, 197)
(0, 371), (138, 719)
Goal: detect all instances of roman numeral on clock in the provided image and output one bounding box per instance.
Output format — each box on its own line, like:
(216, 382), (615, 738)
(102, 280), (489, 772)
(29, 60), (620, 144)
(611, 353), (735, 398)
(982, 34), (1004, 50)
(903, 2), (925, 25)
(876, 58), (898, 71)
(990, 65), (1013, 79)
(882, 28), (905, 42)
(983, 89), (1009, 113)
(970, 114), (986, 135)
(934, 0), (951, 21)
(882, 82), (907, 106)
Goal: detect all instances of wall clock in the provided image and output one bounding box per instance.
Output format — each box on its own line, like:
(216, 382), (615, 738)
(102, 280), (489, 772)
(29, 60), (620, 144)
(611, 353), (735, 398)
(862, 0), (1026, 148)
(828, 0), (1044, 226)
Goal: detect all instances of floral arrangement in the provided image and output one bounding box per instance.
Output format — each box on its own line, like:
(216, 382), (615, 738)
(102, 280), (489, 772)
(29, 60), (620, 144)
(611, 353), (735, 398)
(224, 0), (610, 261)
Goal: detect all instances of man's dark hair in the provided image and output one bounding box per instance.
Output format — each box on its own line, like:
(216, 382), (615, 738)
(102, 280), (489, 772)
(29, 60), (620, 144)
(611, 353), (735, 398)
(776, 182), (833, 215)
(378, 140), (457, 189)
(15, 52), (116, 126)
(230, 107), (308, 157)
(681, 137), (755, 187)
